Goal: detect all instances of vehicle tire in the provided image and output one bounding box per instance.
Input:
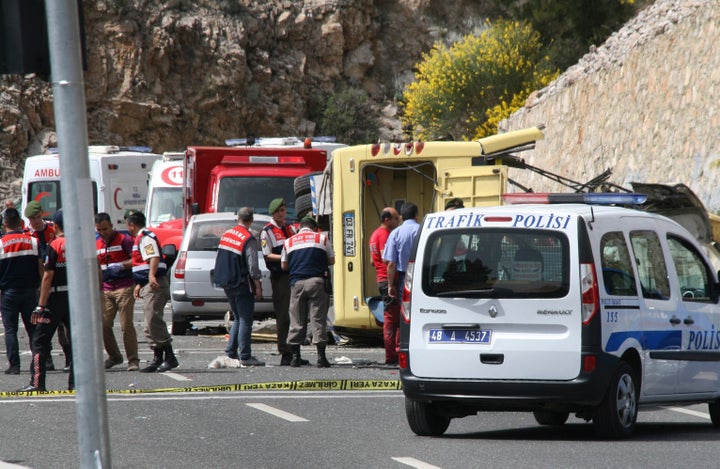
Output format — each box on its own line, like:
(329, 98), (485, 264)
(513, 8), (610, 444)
(295, 193), (313, 217)
(405, 398), (451, 436)
(592, 361), (638, 438)
(533, 410), (569, 426)
(172, 319), (189, 336)
(293, 171), (323, 197)
(709, 402), (720, 427)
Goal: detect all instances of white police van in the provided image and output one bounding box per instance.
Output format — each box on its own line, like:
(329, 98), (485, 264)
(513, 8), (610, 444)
(399, 192), (720, 438)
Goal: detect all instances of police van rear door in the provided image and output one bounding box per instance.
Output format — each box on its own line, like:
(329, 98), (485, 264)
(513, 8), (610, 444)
(408, 206), (581, 380)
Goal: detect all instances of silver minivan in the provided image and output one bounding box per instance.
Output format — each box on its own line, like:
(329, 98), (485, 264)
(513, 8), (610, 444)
(400, 193), (720, 438)
(169, 212), (274, 334)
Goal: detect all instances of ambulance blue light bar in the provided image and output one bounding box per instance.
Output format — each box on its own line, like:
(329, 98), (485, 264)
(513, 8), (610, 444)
(502, 192), (647, 205)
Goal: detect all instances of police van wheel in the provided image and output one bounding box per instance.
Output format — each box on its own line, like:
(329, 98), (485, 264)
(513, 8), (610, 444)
(533, 410), (569, 426)
(593, 361), (638, 438)
(405, 398), (451, 436)
(708, 402), (720, 427)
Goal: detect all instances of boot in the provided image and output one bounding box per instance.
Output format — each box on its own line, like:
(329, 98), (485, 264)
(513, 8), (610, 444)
(157, 344), (179, 372)
(290, 344), (303, 368)
(140, 347), (163, 373)
(316, 344), (331, 368)
(19, 352), (46, 392)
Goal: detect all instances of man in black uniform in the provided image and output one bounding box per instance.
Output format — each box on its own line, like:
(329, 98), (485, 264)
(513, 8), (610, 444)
(19, 209), (74, 392)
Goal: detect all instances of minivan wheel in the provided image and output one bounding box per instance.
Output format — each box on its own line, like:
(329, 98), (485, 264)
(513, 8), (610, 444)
(708, 402), (720, 427)
(593, 361), (638, 438)
(405, 398), (451, 436)
(533, 410), (569, 426)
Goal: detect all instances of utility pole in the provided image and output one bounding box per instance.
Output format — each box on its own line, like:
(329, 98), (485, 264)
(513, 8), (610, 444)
(44, 1), (112, 467)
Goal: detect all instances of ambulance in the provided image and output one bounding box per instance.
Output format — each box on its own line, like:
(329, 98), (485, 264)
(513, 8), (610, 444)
(400, 192), (720, 438)
(318, 126), (545, 339)
(143, 151), (185, 253)
(21, 146), (161, 226)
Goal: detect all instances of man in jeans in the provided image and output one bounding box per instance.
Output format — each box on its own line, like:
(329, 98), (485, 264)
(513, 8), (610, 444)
(214, 207), (264, 366)
(95, 212), (139, 371)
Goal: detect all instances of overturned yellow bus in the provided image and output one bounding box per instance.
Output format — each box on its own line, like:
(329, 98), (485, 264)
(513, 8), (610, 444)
(316, 126), (545, 339)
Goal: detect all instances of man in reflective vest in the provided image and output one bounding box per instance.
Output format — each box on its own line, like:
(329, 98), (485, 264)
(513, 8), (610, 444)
(281, 216), (335, 367)
(261, 198), (305, 366)
(125, 211), (178, 373)
(95, 212), (139, 371)
(19, 209), (74, 392)
(0, 208), (42, 375)
(24, 200), (70, 371)
(214, 207), (264, 366)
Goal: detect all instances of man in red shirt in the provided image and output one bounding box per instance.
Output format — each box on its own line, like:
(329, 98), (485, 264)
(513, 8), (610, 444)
(368, 207), (400, 364)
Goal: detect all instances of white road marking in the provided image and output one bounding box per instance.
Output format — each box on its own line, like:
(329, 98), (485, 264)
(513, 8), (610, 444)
(161, 372), (192, 381)
(246, 403), (308, 422)
(392, 457), (442, 469)
(663, 406), (710, 420)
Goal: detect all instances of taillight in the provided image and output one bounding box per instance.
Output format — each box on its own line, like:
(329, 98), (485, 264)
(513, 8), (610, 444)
(401, 261), (414, 323)
(580, 262), (598, 324)
(174, 251), (187, 279)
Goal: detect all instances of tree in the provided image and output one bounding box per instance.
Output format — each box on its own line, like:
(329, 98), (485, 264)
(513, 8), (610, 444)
(402, 20), (558, 140)
(320, 87), (380, 145)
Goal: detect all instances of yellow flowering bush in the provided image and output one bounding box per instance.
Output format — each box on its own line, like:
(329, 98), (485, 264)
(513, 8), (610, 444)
(403, 20), (558, 140)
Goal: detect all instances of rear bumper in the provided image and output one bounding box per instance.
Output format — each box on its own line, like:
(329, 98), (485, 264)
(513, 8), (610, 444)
(400, 352), (617, 412)
(171, 292), (274, 319)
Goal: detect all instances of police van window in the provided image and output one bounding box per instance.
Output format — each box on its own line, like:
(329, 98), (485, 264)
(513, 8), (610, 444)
(422, 228), (569, 299)
(600, 232), (637, 296)
(629, 230), (670, 300)
(667, 235), (713, 302)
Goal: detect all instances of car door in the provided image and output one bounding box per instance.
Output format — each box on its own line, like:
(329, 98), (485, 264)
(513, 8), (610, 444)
(627, 223), (680, 397)
(665, 231), (720, 394)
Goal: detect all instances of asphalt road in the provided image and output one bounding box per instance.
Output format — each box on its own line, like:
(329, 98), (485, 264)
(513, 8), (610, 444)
(1, 307), (720, 468)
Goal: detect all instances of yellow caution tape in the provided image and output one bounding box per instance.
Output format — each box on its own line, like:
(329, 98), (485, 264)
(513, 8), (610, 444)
(0, 379), (402, 398)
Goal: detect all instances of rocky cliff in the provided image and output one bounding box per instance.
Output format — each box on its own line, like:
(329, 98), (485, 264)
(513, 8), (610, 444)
(0, 0), (491, 200)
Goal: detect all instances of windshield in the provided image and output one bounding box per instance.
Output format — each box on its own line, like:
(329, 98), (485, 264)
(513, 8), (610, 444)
(148, 187), (183, 225)
(217, 177), (298, 220)
(421, 228), (570, 298)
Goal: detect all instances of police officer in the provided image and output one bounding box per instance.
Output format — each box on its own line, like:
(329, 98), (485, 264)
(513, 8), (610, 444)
(95, 212), (139, 371)
(281, 216), (335, 367)
(19, 209), (74, 392)
(0, 208), (42, 375)
(214, 207), (264, 366)
(24, 200), (70, 371)
(125, 211), (178, 373)
(261, 198), (306, 366)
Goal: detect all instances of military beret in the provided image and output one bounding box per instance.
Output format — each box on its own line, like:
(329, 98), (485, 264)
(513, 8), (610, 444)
(268, 198), (285, 214)
(24, 200), (43, 217)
